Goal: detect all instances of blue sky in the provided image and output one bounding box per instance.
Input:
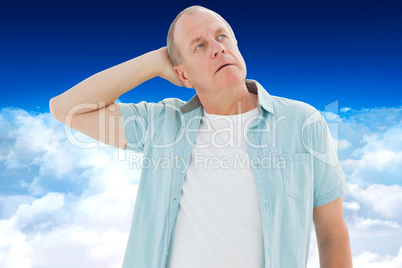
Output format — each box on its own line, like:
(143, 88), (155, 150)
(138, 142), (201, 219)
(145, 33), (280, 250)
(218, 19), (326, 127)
(1, 0), (402, 267)
(1, 0), (401, 112)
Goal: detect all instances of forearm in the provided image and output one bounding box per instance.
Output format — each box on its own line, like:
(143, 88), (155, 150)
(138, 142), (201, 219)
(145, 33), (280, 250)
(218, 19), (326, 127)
(49, 50), (160, 118)
(317, 228), (353, 268)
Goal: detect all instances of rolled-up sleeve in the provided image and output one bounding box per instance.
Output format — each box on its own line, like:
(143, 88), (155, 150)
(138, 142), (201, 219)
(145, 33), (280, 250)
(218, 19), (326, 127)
(302, 110), (349, 207)
(118, 101), (150, 152)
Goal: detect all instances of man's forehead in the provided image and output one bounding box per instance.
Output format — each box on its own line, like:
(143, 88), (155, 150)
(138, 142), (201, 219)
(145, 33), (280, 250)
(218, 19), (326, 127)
(175, 10), (229, 41)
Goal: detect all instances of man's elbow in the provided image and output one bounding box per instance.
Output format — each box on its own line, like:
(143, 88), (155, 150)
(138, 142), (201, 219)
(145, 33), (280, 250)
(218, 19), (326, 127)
(49, 97), (64, 123)
(49, 97), (57, 117)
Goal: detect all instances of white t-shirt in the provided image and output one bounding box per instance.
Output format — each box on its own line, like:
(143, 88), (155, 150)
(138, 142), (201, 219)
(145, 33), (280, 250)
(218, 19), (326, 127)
(166, 107), (264, 268)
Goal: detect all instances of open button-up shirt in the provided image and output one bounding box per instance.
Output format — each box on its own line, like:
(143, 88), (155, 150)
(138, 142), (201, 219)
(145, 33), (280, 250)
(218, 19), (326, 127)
(118, 79), (348, 268)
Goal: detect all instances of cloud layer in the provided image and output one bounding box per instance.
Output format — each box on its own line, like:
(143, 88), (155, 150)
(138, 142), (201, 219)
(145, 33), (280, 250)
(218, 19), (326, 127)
(0, 107), (140, 267)
(0, 104), (401, 267)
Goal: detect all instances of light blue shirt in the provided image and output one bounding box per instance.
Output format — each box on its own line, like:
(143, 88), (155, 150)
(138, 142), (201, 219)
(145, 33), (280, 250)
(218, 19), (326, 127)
(118, 79), (348, 268)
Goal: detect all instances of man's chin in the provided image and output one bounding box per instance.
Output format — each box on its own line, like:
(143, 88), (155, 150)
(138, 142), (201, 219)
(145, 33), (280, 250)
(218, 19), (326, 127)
(217, 73), (246, 89)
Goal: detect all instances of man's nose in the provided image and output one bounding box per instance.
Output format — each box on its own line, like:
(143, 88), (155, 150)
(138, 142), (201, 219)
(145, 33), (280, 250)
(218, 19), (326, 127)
(211, 40), (226, 58)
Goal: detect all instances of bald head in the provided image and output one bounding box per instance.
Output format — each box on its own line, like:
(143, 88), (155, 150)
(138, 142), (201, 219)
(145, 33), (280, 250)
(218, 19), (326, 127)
(167, 6), (235, 66)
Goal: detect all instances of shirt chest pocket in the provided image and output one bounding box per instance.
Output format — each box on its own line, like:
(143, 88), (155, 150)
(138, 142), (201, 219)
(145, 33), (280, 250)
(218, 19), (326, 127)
(280, 153), (314, 200)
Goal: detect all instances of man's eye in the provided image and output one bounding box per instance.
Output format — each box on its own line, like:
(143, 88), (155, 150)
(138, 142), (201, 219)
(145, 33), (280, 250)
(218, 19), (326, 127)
(218, 34), (226, 39)
(196, 44), (204, 50)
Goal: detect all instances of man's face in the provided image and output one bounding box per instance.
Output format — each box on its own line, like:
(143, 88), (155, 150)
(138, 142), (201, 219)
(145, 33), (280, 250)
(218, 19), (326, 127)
(173, 10), (247, 93)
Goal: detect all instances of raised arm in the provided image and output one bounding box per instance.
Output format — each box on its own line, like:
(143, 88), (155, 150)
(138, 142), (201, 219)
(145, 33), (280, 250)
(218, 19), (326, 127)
(49, 47), (182, 149)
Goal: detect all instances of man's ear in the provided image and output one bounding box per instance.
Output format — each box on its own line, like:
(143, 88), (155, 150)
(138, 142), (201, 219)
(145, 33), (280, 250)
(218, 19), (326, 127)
(174, 66), (194, 89)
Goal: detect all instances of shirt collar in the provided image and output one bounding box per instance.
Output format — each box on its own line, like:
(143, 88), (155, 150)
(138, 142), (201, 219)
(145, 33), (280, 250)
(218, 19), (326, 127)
(180, 79), (275, 115)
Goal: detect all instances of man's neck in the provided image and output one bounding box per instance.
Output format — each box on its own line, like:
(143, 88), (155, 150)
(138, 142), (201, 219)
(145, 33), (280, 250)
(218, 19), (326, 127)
(196, 81), (258, 115)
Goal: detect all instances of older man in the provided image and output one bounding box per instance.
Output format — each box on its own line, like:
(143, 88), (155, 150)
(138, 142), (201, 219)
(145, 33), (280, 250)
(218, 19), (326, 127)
(49, 5), (352, 268)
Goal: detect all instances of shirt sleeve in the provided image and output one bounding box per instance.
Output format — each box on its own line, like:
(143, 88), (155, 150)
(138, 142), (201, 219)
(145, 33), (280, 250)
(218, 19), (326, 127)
(302, 110), (349, 207)
(118, 101), (151, 153)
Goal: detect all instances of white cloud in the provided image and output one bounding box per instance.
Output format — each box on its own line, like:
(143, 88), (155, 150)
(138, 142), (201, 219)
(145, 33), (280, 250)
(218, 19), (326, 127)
(307, 228), (320, 268)
(3, 111), (59, 170)
(353, 247), (402, 268)
(343, 201), (360, 212)
(28, 225), (128, 268)
(333, 107), (402, 186)
(347, 184), (402, 220)
(0, 107), (140, 267)
(0, 187), (138, 268)
(332, 137), (352, 152)
(342, 184), (402, 259)
(0, 223), (32, 268)
(329, 106), (402, 162)
(13, 192), (65, 229)
(0, 195), (34, 219)
(354, 217), (400, 230)
(340, 107), (352, 113)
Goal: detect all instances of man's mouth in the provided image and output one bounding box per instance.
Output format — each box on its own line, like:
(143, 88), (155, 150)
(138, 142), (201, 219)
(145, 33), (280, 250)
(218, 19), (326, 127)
(216, 64), (232, 73)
